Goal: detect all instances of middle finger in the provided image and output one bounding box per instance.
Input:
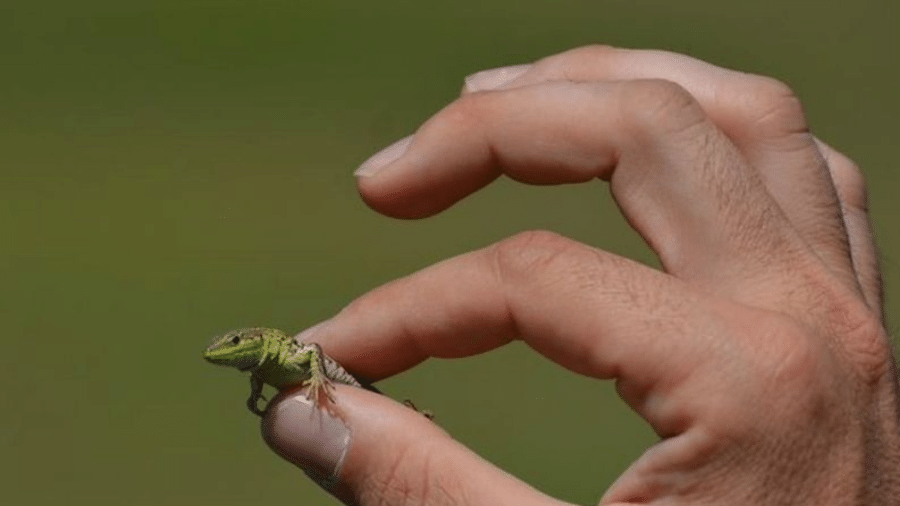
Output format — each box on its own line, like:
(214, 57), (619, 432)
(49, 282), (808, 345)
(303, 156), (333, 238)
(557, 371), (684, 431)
(464, 46), (858, 292)
(356, 79), (817, 306)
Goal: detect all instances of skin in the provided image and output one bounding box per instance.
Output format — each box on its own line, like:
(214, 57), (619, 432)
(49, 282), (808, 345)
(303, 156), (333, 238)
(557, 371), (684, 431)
(258, 46), (900, 505)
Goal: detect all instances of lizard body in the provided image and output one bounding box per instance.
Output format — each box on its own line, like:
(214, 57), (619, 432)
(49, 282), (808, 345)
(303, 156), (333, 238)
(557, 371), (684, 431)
(203, 327), (379, 416)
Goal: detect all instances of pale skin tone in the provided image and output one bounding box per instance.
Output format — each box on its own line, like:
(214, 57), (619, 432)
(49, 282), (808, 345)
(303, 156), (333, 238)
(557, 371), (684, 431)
(261, 46), (900, 505)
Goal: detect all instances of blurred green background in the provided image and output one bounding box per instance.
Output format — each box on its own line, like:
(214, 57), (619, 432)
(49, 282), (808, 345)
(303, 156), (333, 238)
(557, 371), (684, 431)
(2, 1), (897, 504)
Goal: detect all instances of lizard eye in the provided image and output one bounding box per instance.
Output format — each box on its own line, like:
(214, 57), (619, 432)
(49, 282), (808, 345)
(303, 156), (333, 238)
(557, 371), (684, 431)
(231, 336), (241, 345)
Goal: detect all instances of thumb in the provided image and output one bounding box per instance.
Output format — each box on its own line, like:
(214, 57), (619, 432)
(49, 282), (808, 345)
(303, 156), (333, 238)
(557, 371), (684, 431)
(261, 385), (570, 506)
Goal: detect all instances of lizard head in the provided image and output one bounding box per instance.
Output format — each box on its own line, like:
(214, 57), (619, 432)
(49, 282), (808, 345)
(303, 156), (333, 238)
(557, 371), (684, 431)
(203, 327), (288, 372)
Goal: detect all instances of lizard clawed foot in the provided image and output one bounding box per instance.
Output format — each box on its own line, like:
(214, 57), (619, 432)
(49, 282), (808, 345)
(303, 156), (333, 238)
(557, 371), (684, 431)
(247, 376), (268, 416)
(247, 396), (267, 417)
(302, 374), (336, 408)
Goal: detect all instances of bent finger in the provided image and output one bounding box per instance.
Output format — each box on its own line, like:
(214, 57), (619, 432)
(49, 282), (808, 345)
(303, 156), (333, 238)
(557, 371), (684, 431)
(307, 231), (751, 438)
(462, 46), (856, 290)
(356, 80), (811, 298)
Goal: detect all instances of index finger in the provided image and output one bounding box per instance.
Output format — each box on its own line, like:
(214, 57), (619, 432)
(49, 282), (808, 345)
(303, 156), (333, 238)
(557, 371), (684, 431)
(307, 232), (749, 438)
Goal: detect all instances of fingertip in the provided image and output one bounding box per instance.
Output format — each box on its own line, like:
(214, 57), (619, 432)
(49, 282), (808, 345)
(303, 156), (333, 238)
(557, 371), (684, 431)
(355, 156), (496, 219)
(261, 390), (354, 491)
(354, 136), (413, 178)
(354, 136), (444, 218)
(261, 386), (441, 483)
(355, 172), (447, 219)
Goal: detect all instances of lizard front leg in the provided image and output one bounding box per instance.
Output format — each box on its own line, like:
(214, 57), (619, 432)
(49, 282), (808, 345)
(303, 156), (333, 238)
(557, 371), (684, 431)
(299, 343), (336, 407)
(247, 375), (267, 416)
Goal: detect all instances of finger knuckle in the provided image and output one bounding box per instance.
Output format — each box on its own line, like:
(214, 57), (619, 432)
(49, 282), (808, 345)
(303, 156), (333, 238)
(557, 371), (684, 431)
(736, 302), (890, 417)
(821, 295), (893, 384)
(788, 265), (890, 382)
(521, 44), (617, 82)
(845, 322), (893, 386)
(489, 230), (583, 284)
(557, 44), (617, 63)
(719, 313), (833, 427)
(756, 315), (824, 392)
(534, 44), (616, 70)
(618, 78), (707, 137)
(741, 76), (808, 133)
(442, 92), (492, 131)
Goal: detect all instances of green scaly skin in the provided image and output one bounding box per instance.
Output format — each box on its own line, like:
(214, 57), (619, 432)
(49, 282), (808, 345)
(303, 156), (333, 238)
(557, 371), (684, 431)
(203, 327), (380, 416)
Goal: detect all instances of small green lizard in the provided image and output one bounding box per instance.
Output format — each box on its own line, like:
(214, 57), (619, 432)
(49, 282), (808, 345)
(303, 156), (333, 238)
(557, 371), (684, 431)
(204, 327), (381, 416)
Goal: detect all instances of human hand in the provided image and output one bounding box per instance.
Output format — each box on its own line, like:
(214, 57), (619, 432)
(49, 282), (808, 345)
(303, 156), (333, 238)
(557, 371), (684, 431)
(262, 46), (900, 505)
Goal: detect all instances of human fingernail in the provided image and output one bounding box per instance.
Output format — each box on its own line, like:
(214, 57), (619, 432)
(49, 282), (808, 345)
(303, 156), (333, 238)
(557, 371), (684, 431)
(262, 393), (352, 490)
(354, 136), (413, 177)
(463, 64), (530, 92)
